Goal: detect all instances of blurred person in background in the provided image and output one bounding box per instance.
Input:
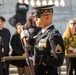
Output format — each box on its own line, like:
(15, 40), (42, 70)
(63, 18), (76, 75)
(0, 36), (4, 75)
(9, 0), (29, 27)
(21, 4), (65, 75)
(11, 23), (30, 75)
(0, 16), (11, 75)
(23, 12), (41, 56)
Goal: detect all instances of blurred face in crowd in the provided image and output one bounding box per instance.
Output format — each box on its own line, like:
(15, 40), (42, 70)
(19, 0), (25, 3)
(35, 12), (53, 29)
(16, 24), (23, 34)
(69, 20), (76, 29)
(0, 19), (4, 30)
(27, 12), (35, 24)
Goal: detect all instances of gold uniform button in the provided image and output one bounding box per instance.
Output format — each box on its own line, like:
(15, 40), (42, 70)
(46, 71), (48, 73)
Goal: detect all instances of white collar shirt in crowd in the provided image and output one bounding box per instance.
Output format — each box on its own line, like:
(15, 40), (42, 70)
(20, 29), (30, 39)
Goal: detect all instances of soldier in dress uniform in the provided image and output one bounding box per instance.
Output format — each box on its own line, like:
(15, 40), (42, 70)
(21, 4), (65, 75)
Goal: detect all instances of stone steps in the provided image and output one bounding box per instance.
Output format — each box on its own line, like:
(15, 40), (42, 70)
(9, 65), (18, 75)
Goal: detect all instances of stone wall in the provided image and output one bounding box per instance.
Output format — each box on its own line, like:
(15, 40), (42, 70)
(0, 0), (76, 36)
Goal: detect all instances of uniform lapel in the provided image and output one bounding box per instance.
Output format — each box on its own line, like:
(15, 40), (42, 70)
(35, 25), (54, 44)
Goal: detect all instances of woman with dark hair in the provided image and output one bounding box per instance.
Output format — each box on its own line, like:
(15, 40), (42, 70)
(24, 12), (41, 56)
(11, 23), (30, 75)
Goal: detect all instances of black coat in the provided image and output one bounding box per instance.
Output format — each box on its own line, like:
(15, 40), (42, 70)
(24, 25), (41, 56)
(0, 37), (3, 75)
(0, 27), (11, 75)
(11, 34), (28, 67)
(0, 28), (11, 56)
(9, 3), (29, 27)
(34, 25), (65, 75)
(14, 3), (29, 25)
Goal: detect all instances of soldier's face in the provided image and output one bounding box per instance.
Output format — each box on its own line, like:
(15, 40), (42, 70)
(35, 18), (41, 27)
(17, 25), (23, 34)
(35, 12), (52, 28)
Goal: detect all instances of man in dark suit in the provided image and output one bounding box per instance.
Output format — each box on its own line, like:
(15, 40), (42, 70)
(0, 16), (11, 75)
(0, 36), (3, 75)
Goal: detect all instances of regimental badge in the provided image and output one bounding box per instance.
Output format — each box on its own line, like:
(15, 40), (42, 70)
(38, 39), (47, 48)
(55, 44), (62, 54)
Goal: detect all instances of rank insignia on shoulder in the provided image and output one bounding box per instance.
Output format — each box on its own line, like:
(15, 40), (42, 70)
(55, 44), (62, 54)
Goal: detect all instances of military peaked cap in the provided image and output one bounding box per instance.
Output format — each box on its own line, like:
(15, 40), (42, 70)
(32, 4), (54, 17)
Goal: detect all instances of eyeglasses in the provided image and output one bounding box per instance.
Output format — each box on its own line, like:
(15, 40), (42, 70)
(70, 23), (76, 25)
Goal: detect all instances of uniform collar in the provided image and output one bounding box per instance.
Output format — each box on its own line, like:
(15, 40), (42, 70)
(42, 24), (54, 33)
